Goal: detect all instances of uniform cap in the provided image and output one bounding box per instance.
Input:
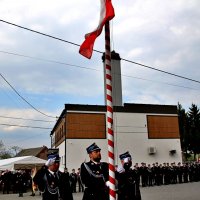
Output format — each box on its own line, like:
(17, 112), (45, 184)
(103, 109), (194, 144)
(47, 153), (60, 162)
(86, 143), (101, 154)
(119, 151), (132, 161)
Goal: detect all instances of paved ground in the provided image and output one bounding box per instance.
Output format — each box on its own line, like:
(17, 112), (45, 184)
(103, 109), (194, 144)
(0, 182), (200, 200)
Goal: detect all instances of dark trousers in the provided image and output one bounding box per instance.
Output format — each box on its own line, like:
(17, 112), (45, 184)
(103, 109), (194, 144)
(3, 183), (10, 194)
(78, 180), (84, 192)
(83, 188), (109, 200)
(71, 181), (77, 193)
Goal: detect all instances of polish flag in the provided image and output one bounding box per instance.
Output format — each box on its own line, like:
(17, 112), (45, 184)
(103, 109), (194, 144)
(79, 0), (115, 59)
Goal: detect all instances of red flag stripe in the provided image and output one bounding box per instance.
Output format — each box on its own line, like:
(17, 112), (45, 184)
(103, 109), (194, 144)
(79, 0), (115, 59)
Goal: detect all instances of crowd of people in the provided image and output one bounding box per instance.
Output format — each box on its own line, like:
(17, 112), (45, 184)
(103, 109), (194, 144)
(62, 168), (84, 193)
(0, 169), (32, 196)
(67, 160), (200, 191)
(0, 145), (200, 200)
(61, 160), (200, 193)
(30, 143), (142, 200)
(130, 161), (200, 187)
(0, 167), (84, 197)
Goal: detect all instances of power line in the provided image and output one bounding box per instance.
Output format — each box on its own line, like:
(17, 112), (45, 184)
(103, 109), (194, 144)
(0, 123), (52, 129)
(1, 50), (200, 92)
(0, 20), (81, 48)
(0, 115), (55, 122)
(0, 73), (57, 119)
(1, 19), (200, 84)
(122, 74), (200, 91)
(121, 58), (200, 84)
(0, 50), (99, 72)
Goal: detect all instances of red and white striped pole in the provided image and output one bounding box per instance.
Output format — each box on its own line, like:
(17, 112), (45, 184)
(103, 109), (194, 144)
(104, 21), (116, 200)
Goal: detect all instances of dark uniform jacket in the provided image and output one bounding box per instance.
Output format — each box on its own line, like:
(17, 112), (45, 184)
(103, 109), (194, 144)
(116, 168), (141, 200)
(1, 171), (12, 194)
(80, 161), (109, 200)
(33, 165), (73, 200)
(16, 172), (26, 194)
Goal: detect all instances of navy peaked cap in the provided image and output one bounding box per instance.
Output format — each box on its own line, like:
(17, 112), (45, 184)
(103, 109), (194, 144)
(86, 143), (101, 154)
(119, 151), (132, 160)
(47, 153), (60, 162)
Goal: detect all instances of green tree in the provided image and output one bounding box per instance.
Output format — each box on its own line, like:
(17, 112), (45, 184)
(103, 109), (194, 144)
(177, 103), (188, 152)
(0, 140), (12, 159)
(187, 103), (200, 160)
(9, 146), (22, 156)
(0, 140), (20, 159)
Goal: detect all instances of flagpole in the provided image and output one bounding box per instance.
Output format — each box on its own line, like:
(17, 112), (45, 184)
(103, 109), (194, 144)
(104, 21), (116, 200)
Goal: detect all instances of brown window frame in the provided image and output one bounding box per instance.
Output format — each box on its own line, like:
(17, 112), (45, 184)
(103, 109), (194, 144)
(147, 115), (180, 139)
(66, 112), (106, 139)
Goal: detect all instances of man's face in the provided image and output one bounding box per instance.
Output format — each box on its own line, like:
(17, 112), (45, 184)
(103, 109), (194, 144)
(121, 159), (132, 170)
(89, 150), (101, 162)
(49, 162), (60, 172)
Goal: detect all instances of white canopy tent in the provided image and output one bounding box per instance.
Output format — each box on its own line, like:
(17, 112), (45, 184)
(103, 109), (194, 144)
(0, 156), (46, 171)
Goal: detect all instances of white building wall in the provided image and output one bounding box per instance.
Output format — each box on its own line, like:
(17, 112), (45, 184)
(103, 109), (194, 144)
(57, 111), (182, 172)
(58, 139), (108, 172)
(57, 141), (65, 171)
(114, 112), (182, 165)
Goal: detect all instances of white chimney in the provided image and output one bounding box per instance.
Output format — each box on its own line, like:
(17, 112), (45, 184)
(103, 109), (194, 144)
(102, 51), (123, 106)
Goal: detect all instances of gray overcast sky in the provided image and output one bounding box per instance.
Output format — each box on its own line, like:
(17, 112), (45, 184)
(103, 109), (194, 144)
(0, 0), (200, 149)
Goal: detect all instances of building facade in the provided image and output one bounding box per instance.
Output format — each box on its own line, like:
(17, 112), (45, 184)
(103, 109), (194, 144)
(51, 103), (182, 171)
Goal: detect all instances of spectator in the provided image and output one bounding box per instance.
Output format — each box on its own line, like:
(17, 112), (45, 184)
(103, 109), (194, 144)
(77, 168), (84, 192)
(70, 169), (77, 193)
